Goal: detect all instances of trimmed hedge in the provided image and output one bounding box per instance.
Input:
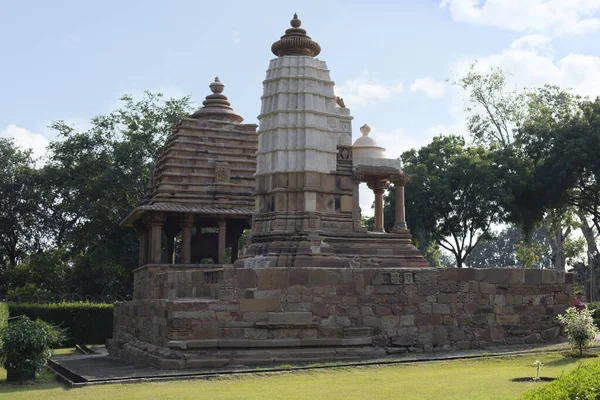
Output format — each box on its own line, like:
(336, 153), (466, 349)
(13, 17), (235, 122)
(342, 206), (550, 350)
(8, 302), (113, 346)
(522, 359), (600, 399)
(0, 302), (8, 330)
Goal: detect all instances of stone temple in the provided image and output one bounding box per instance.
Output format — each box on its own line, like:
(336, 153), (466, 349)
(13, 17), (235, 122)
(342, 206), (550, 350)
(107, 15), (574, 369)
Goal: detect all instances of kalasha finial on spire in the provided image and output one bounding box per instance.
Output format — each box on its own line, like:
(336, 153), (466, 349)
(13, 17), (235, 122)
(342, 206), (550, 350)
(271, 13), (321, 57)
(291, 13), (301, 28)
(210, 77), (224, 94)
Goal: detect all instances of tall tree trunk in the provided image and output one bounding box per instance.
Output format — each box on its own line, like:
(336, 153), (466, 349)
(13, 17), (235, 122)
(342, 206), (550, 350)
(553, 227), (564, 270)
(578, 210), (599, 261)
(543, 222), (562, 270)
(544, 214), (570, 271)
(577, 210), (599, 302)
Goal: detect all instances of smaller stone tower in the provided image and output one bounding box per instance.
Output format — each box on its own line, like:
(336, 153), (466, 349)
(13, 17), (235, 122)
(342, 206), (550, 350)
(121, 78), (258, 265)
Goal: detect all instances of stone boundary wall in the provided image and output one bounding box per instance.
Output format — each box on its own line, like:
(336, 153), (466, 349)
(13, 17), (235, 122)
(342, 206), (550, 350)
(109, 266), (573, 368)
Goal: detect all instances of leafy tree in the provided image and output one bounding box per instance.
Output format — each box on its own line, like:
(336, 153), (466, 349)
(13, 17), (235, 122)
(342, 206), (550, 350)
(396, 135), (504, 268)
(514, 241), (546, 269)
(0, 139), (45, 295)
(6, 249), (70, 300)
(361, 216), (374, 232)
(451, 62), (525, 147)
(43, 91), (193, 297)
(453, 65), (591, 271)
(518, 95), (600, 270)
(465, 225), (551, 268)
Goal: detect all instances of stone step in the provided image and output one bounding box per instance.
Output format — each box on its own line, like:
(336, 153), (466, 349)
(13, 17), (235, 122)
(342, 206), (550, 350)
(167, 337), (372, 350)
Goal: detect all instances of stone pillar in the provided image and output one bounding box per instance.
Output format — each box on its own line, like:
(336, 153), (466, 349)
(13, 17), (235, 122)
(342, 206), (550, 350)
(218, 219), (227, 264)
(166, 234), (175, 264)
(368, 181), (386, 233)
(138, 230), (148, 267)
(181, 214), (194, 264)
(148, 215), (164, 264)
(374, 189), (384, 232)
(352, 172), (366, 232)
(392, 173), (410, 232)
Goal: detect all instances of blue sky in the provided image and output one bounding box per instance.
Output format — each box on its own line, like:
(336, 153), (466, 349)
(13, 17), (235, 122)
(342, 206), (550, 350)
(2, 0), (600, 212)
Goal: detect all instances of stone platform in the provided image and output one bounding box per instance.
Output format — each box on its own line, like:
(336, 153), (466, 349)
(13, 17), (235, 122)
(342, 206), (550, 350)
(108, 266), (574, 369)
(236, 230), (429, 269)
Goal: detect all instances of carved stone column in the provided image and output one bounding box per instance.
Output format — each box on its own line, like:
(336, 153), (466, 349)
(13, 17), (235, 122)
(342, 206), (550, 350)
(368, 180), (386, 233)
(138, 230), (148, 267)
(181, 214), (194, 264)
(218, 218), (227, 264)
(391, 173), (410, 233)
(147, 214), (165, 264)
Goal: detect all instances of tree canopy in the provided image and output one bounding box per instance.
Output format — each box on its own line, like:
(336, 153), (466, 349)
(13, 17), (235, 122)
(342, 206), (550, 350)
(0, 92), (193, 299)
(394, 135), (505, 268)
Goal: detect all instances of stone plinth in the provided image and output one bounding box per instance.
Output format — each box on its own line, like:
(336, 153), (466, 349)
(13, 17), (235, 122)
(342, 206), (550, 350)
(107, 266), (573, 369)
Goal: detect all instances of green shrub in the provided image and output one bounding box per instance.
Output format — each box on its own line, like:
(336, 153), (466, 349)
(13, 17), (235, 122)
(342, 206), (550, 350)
(558, 307), (599, 357)
(522, 359), (600, 399)
(0, 316), (65, 382)
(0, 303), (8, 330)
(587, 301), (600, 328)
(5, 283), (53, 303)
(8, 302), (113, 346)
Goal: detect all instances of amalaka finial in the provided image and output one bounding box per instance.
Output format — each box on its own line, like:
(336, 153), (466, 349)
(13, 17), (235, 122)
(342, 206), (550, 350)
(271, 14), (321, 57)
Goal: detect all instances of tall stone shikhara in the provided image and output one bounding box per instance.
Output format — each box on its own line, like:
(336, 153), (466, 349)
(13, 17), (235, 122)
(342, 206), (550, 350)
(237, 14), (428, 269)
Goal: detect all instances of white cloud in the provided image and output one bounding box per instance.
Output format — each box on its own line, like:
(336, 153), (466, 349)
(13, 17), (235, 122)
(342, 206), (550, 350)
(232, 31), (241, 45)
(454, 36), (600, 99)
(429, 34), (600, 150)
(0, 124), (49, 161)
(409, 77), (447, 98)
(336, 77), (403, 108)
(509, 34), (553, 55)
(441, 0), (600, 36)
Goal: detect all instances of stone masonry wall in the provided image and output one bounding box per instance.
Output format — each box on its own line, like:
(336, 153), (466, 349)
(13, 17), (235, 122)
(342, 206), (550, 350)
(110, 266), (573, 368)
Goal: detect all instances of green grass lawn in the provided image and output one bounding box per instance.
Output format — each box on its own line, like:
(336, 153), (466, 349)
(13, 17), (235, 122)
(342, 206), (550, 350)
(0, 351), (595, 400)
